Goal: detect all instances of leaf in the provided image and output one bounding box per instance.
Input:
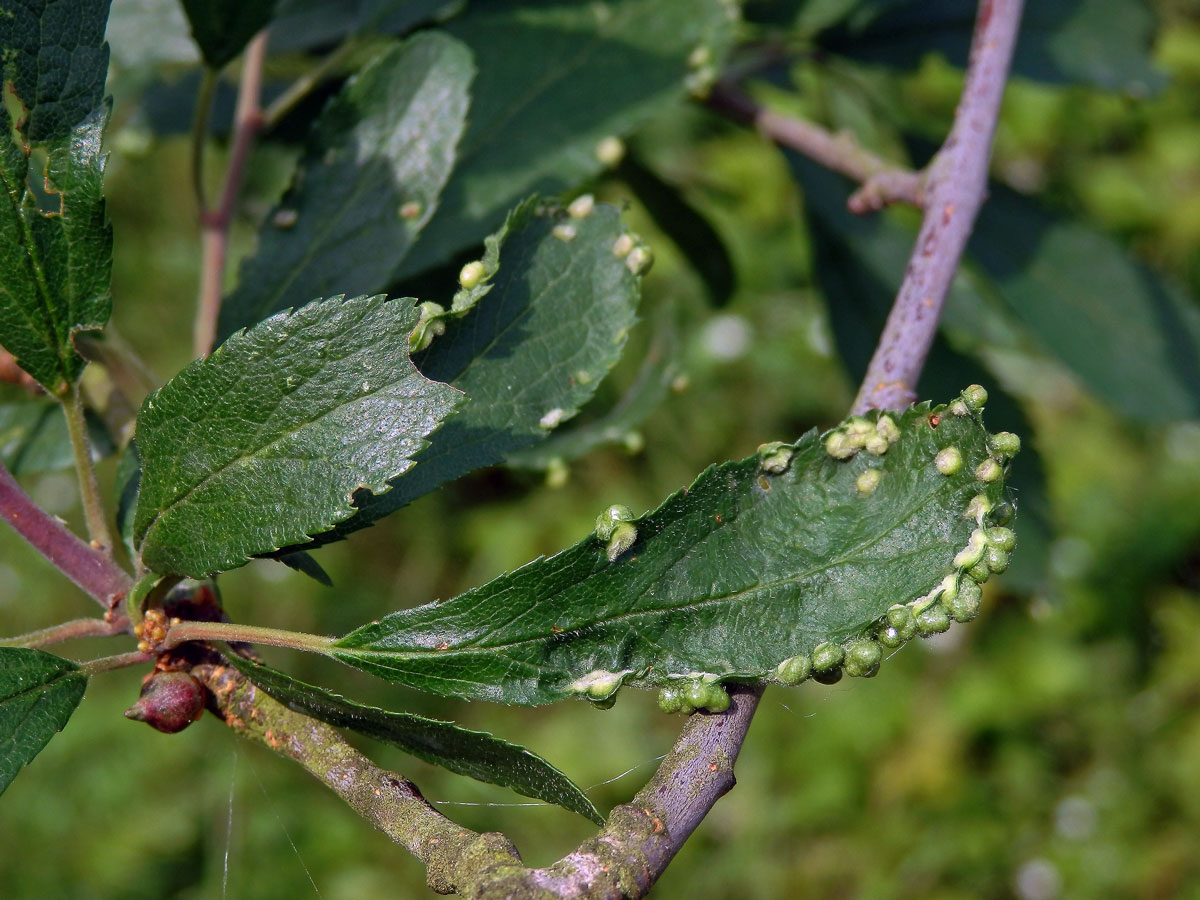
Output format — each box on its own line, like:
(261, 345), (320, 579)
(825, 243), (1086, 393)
(966, 186), (1200, 423)
(0, 1), (113, 393)
(0, 394), (114, 474)
(268, 0), (448, 53)
(225, 654), (604, 824)
(332, 397), (1016, 706)
(506, 304), (680, 471)
(114, 439), (140, 563)
(396, 0), (739, 279)
(132, 295), (461, 577)
(179, 0), (277, 69)
(299, 201), (641, 549)
(106, 0), (199, 69)
(812, 0), (1164, 95)
(216, 31), (474, 341)
(0, 648), (88, 797)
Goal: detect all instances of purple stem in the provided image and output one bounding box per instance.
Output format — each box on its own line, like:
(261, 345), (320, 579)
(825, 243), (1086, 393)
(0, 461), (133, 608)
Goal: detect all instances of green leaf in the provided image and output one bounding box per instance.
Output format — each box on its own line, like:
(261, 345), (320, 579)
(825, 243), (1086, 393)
(217, 31), (474, 341)
(179, 0), (277, 69)
(300, 201), (641, 549)
(114, 439), (140, 564)
(133, 295), (461, 577)
(396, 0), (739, 279)
(0, 394), (114, 474)
(332, 397), (1016, 706)
(966, 186), (1200, 423)
(225, 654), (604, 824)
(269, 0), (448, 52)
(0, 648), (87, 797)
(506, 304), (680, 471)
(0, 1), (113, 393)
(812, 0), (1164, 95)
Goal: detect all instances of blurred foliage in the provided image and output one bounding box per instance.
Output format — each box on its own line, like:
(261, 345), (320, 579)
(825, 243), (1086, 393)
(3, 1), (1200, 898)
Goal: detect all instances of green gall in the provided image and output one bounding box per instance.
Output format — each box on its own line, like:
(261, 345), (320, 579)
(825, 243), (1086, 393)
(989, 431), (1021, 459)
(877, 626), (906, 649)
(844, 417), (873, 448)
(991, 501), (1015, 525)
(570, 669), (625, 699)
(552, 222), (578, 242)
(701, 683), (731, 713)
(688, 45), (711, 68)
(775, 654), (812, 685)
(588, 693), (617, 709)
(984, 545), (1010, 574)
(965, 493), (992, 522)
(757, 441), (794, 474)
(962, 384), (988, 411)
(622, 431), (645, 455)
(886, 605), (918, 641)
(594, 135), (625, 167)
(408, 302), (447, 352)
(935, 446), (963, 475)
(844, 641), (882, 677)
(824, 431), (856, 460)
(812, 641), (844, 672)
(916, 605), (951, 636)
(625, 245), (654, 276)
(683, 681), (711, 710)
(813, 668), (843, 685)
(946, 579), (982, 623)
(595, 504), (636, 540)
(986, 527), (1016, 552)
(458, 260), (487, 289)
(975, 458), (1003, 483)
(545, 457), (569, 489)
(658, 687), (684, 714)
(612, 233), (635, 258)
(865, 433), (890, 455)
(539, 407), (568, 430)
(606, 521), (638, 562)
(272, 208), (298, 229)
(948, 399), (970, 417)
(856, 468), (882, 495)
(399, 201), (422, 220)
(953, 529), (989, 569)
(876, 415), (900, 444)
(966, 561), (991, 583)
(567, 193), (595, 219)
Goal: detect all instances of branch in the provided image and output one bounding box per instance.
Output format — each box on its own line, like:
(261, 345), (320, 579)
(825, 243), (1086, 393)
(185, 2), (1025, 895)
(0, 460), (133, 608)
(0, 616), (126, 648)
(854, 0), (1025, 413)
(706, 82), (925, 213)
(193, 31), (269, 358)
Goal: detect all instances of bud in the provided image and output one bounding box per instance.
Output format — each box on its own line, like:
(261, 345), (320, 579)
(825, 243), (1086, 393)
(124, 670), (206, 734)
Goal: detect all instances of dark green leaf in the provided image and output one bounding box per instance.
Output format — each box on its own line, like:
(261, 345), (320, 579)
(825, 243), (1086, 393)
(333, 398), (1016, 705)
(300, 201), (641, 549)
(225, 654), (604, 824)
(506, 304), (679, 471)
(179, 0), (277, 69)
(0, 648), (87, 796)
(813, 0), (1164, 95)
(268, 0), (448, 52)
(115, 439), (140, 563)
(0, 395), (114, 474)
(133, 295), (461, 577)
(0, 2), (113, 393)
(217, 32), (474, 341)
(397, 0), (739, 278)
(966, 186), (1200, 423)
(617, 156), (734, 307)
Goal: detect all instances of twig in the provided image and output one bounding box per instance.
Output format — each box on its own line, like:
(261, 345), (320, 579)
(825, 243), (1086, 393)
(61, 383), (114, 552)
(0, 461), (132, 608)
(79, 650), (153, 677)
(159, 620), (335, 654)
(0, 616), (126, 649)
(262, 36), (363, 131)
(706, 82), (925, 213)
(854, 0), (1025, 413)
(193, 31), (269, 358)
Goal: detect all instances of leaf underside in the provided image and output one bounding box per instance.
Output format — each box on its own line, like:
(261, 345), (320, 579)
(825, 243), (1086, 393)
(133, 295), (461, 577)
(225, 654), (603, 824)
(333, 398), (1016, 706)
(0, 648), (87, 797)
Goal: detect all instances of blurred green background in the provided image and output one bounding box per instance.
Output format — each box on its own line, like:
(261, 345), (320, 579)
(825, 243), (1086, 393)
(4, 1), (1200, 898)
